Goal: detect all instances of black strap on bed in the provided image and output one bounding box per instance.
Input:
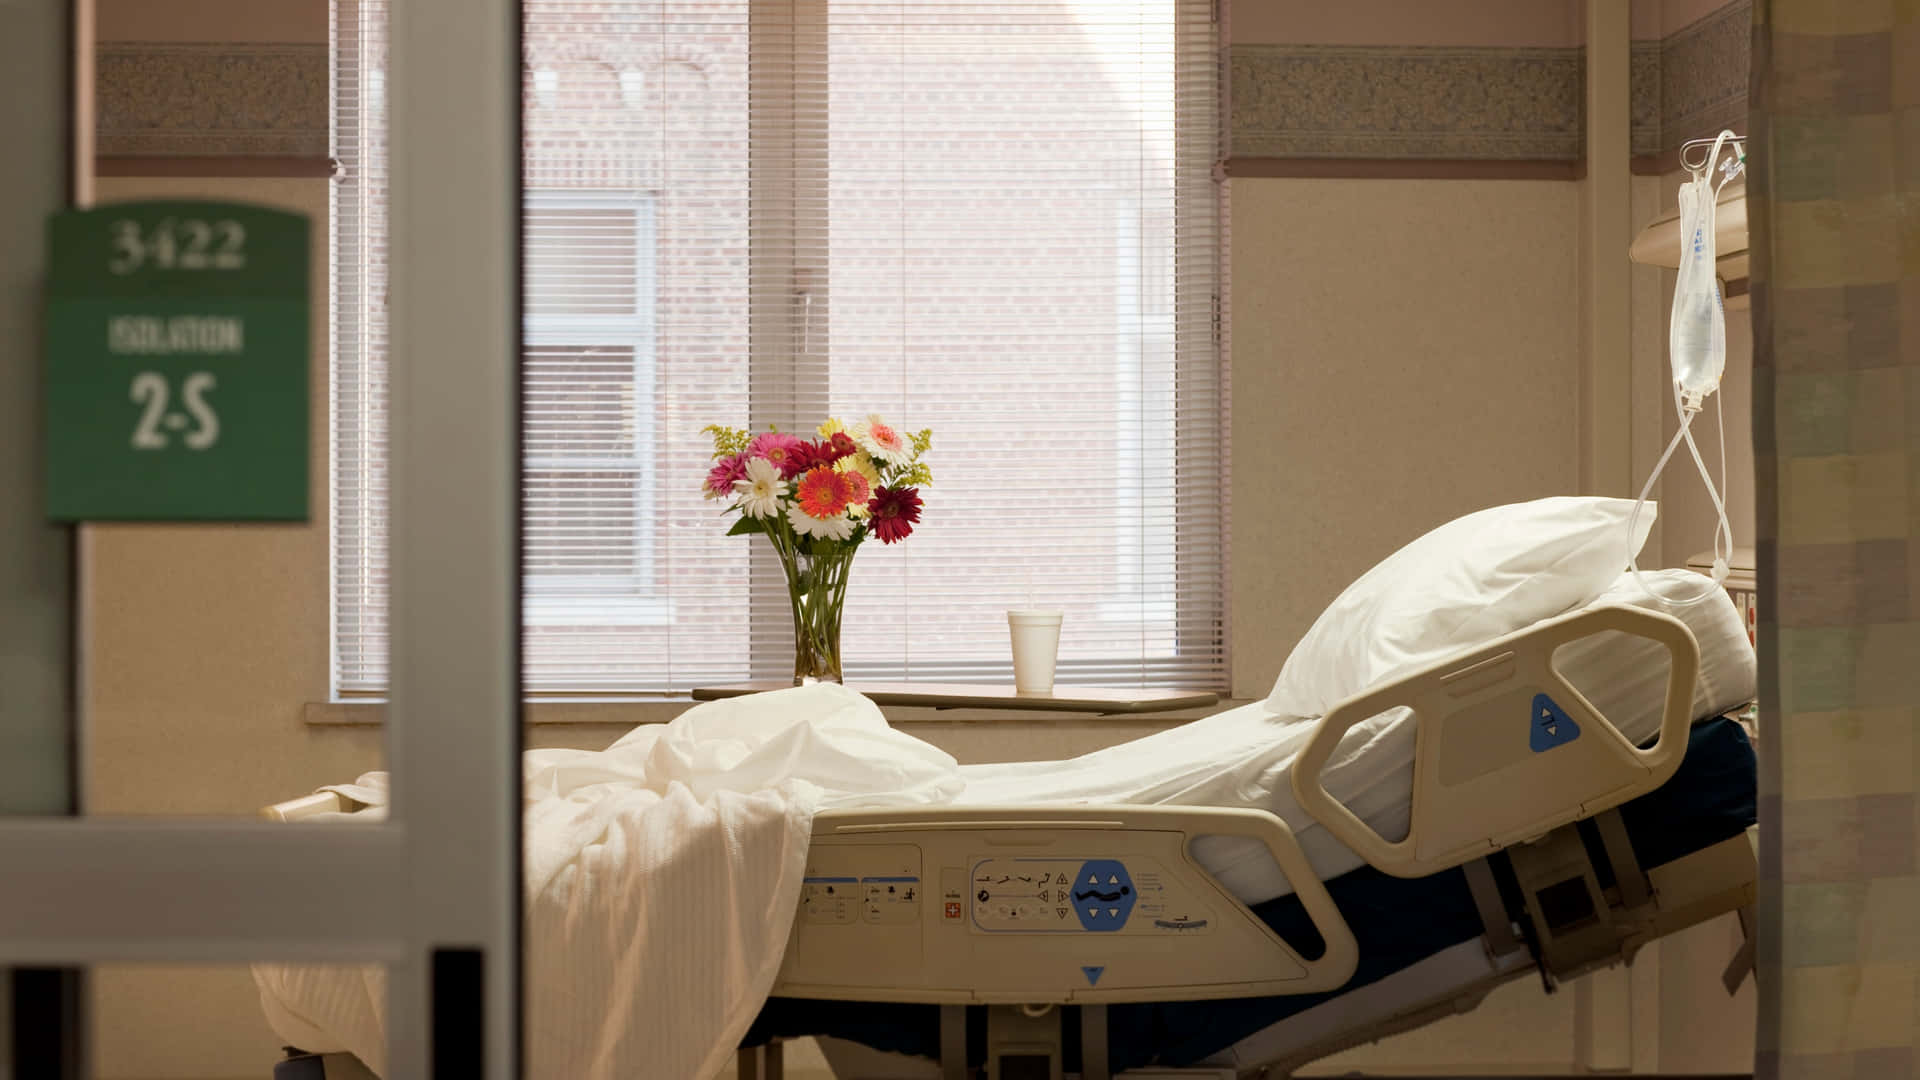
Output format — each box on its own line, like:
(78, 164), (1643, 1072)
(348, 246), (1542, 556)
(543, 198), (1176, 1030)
(1513, 909), (1558, 995)
(1722, 904), (1757, 994)
(940, 1004), (968, 1080)
(1080, 1005), (1110, 1080)
(1462, 857), (1523, 958)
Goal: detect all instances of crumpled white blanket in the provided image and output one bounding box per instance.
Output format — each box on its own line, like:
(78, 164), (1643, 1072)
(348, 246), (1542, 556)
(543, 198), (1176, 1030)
(253, 683), (961, 1080)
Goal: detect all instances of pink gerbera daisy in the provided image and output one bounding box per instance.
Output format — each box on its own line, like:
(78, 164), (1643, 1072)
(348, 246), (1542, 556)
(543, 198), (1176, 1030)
(838, 466), (871, 511)
(853, 414), (910, 465)
(747, 431), (807, 478)
(795, 466), (852, 519)
(703, 454), (747, 499)
(867, 486), (922, 543)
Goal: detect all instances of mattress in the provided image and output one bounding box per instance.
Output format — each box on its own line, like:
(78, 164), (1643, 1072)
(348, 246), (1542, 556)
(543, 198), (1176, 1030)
(743, 715), (1759, 1072)
(950, 568), (1755, 905)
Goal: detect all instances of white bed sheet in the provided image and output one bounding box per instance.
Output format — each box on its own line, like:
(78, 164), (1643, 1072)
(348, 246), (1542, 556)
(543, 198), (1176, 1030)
(952, 569), (1756, 904)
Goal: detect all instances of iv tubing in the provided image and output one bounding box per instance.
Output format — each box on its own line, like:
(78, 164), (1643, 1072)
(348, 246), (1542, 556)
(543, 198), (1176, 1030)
(1628, 373), (1734, 607)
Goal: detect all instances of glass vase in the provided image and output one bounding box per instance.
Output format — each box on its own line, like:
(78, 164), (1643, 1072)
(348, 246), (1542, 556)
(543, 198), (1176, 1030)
(777, 541), (855, 685)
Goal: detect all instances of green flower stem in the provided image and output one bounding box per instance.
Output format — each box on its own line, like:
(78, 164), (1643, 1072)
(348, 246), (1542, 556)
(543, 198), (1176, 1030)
(762, 513), (853, 684)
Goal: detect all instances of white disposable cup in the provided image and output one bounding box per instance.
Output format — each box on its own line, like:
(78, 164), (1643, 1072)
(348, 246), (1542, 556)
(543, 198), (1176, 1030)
(1007, 610), (1063, 694)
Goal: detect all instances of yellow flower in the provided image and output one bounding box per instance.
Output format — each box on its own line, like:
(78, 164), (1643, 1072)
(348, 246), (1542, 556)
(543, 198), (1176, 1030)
(836, 453), (880, 517)
(817, 417), (846, 438)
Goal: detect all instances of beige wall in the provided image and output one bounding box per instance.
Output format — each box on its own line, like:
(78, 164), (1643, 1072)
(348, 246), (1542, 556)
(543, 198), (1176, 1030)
(1228, 177), (1583, 699)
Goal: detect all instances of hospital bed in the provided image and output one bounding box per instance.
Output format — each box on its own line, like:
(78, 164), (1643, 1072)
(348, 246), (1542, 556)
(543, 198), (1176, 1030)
(266, 603), (1757, 1080)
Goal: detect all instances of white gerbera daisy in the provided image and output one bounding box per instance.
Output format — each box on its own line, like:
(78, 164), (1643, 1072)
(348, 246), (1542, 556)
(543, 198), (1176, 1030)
(787, 501), (855, 541)
(733, 456), (787, 518)
(851, 412), (911, 465)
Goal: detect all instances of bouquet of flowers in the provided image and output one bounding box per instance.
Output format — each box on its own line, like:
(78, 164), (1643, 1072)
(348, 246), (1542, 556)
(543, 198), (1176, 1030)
(702, 414), (932, 684)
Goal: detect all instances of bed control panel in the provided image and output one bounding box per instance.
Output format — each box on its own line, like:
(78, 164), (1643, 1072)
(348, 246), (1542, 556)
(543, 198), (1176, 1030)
(773, 807), (1360, 1005)
(965, 857), (1209, 935)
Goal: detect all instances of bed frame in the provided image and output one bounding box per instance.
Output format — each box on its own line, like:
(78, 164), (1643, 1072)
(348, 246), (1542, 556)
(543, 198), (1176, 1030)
(762, 605), (1753, 1079)
(267, 606), (1757, 1080)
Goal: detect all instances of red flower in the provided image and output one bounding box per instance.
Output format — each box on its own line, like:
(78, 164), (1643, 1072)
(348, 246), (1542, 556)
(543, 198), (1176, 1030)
(867, 486), (922, 544)
(780, 440), (832, 479)
(826, 432), (859, 461)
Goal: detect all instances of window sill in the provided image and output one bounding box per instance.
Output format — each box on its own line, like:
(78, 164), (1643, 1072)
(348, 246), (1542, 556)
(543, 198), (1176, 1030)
(305, 696), (1249, 728)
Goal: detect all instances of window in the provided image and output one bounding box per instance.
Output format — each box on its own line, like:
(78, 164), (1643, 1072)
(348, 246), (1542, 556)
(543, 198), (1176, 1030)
(523, 193), (664, 627)
(333, 0), (1225, 696)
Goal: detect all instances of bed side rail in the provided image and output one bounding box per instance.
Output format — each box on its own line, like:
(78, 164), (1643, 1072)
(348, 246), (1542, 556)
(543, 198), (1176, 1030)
(1290, 604), (1700, 879)
(773, 804), (1359, 1005)
(260, 792), (363, 822)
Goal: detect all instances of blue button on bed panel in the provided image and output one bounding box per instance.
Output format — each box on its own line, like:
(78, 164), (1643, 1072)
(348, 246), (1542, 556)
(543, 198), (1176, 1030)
(1071, 859), (1135, 931)
(1530, 693), (1581, 752)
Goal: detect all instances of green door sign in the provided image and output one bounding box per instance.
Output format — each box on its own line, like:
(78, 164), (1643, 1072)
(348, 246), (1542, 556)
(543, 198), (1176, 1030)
(44, 200), (309, 521)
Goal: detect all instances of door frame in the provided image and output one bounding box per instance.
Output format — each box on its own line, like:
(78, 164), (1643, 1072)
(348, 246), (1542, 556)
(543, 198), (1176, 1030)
(0, 0), (525, 1075)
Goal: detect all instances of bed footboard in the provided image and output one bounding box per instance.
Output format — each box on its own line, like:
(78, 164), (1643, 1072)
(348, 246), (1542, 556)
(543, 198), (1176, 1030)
(260, 792), (363, 822)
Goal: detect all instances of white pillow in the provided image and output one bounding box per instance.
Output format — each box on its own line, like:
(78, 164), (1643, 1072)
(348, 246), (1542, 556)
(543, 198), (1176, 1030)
(1267, 497), (1657, 718)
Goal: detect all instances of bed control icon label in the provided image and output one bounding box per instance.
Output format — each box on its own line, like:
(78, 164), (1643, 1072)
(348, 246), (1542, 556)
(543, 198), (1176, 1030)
(1529, 693), (1581, 752)
(862, 877), (920, 926)
(801, 878), (858, 925)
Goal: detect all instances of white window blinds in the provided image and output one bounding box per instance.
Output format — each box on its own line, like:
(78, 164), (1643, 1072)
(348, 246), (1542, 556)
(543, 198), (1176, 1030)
(333, 0), (1226, 696)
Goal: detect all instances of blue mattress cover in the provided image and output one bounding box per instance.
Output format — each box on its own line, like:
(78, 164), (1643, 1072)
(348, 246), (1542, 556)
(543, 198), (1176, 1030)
(742, 716), (1757, 1071)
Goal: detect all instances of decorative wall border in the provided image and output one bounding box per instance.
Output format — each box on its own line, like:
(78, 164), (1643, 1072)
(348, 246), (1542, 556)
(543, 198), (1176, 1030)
(99, 7), (1749, 173)
(1227, 0), (1750, 172)
(95, 42), (327, 159)
(1229, 45), (1585, 162)
(1659, 0), (1752, 154)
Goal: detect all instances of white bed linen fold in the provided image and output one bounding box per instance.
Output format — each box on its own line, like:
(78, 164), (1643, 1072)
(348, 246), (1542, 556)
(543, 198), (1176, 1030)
(253, 684), (961, 1080)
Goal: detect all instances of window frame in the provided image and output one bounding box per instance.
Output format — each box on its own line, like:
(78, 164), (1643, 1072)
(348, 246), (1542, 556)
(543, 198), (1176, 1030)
(331, 0), (1227, 696)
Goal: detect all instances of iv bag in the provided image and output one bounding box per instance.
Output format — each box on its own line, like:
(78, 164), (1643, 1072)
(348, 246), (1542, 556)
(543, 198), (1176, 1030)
(1631, 132), (1740, 608)
(1669, 174), (1726, 407)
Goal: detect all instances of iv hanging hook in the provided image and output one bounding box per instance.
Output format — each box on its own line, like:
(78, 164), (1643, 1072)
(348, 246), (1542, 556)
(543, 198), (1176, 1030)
(1679, 133), (1746, 176)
